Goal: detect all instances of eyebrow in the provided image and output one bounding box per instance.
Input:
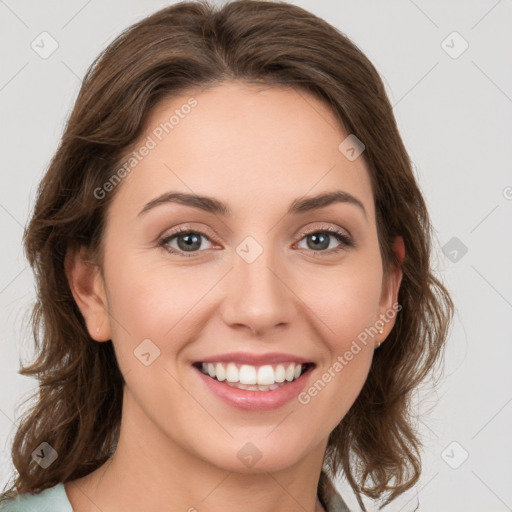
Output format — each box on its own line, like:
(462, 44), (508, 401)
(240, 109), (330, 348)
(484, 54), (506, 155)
(137, 190), (367, 219)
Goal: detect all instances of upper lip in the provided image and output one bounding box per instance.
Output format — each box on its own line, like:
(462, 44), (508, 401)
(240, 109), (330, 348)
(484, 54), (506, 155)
(193, 352), (314, 366)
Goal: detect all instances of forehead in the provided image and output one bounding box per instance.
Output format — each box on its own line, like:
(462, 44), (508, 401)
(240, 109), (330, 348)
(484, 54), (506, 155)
(110, 81), (375, 221)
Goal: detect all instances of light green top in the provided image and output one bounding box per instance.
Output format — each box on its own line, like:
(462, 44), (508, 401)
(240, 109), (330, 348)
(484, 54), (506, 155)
(0, 480), (350, 512)
(0, 483), (73, 512)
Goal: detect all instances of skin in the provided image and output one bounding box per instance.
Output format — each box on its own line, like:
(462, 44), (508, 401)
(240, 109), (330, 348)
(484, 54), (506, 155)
(65, 81), (403, 512)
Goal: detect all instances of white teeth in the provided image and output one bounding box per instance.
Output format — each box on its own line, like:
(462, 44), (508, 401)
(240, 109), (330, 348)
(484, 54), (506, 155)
(198, 361), (308, 386)
(226, 363), (239, 382)
(224, 381), (283, 391)
(274, 364), (286, 382)
(239, 365), (257, 385)
(257, 365), (274, 385)
(215, 363), (226, 381)
(285, 364), (295, 382)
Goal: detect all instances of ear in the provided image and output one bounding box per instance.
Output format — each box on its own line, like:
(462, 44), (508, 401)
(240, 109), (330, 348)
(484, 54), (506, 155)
(376, 236), (405, 346)
(64, 244), (111, 342)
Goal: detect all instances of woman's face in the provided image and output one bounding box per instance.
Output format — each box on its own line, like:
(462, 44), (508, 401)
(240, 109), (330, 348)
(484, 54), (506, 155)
(70, 81), (402, 474)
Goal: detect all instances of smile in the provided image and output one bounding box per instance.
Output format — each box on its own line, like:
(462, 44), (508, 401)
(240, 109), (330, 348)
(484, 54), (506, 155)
(195, 361), (314, 391)
(192, 357), (316, 410)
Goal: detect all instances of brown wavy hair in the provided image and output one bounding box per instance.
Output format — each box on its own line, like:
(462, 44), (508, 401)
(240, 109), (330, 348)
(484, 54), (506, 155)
(1, 1), (453, 509)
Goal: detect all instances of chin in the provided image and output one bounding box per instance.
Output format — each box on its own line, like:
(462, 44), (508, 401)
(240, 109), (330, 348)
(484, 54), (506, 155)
(197, 432), (315, 474)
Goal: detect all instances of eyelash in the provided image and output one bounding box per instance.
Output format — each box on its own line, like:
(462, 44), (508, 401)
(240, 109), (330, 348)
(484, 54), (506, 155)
(159, 225), (353, 258)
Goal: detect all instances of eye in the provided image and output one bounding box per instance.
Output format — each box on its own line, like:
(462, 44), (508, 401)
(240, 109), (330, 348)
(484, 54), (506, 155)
(159, 225), (353, 258)
(159, 228), (216, 257)
(295, 226), (353, 255)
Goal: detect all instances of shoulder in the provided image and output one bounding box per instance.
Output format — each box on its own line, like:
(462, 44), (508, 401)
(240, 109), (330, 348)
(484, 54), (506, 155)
(0, 483), (73, 512)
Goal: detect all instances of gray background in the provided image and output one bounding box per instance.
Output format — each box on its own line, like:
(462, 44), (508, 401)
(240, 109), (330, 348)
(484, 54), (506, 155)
(1, 1), (511, 510)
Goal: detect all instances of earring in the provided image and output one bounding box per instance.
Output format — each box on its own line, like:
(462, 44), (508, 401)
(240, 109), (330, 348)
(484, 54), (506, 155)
(376, 328), (384, 350)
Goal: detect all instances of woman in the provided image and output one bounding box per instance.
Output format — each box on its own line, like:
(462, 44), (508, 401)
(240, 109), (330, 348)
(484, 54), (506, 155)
(0, 1), (453, 511)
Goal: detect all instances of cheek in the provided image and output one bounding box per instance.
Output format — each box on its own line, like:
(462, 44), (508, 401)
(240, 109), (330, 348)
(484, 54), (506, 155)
(296, 278), (379, 434)
(102, 245), (225, 371)
(298, 259), (383, 346)
(293, 259), (382, 415)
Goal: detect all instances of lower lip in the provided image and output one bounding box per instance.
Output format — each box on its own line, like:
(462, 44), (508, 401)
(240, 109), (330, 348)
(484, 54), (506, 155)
(194, 366), (314, 411)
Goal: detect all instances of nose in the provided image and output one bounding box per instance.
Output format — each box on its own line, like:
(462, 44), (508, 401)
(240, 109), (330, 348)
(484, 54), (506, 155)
(218, 243), (297, 337)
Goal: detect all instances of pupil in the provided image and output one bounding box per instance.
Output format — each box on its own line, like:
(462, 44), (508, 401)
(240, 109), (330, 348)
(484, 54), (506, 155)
(178, 233), (201, 251)
(308, 233), (328, 250)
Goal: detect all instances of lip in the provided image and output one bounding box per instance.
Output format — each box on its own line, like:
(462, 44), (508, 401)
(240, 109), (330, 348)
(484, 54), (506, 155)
(193, 351), (313, 366)
(193, 363), (315, 411)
